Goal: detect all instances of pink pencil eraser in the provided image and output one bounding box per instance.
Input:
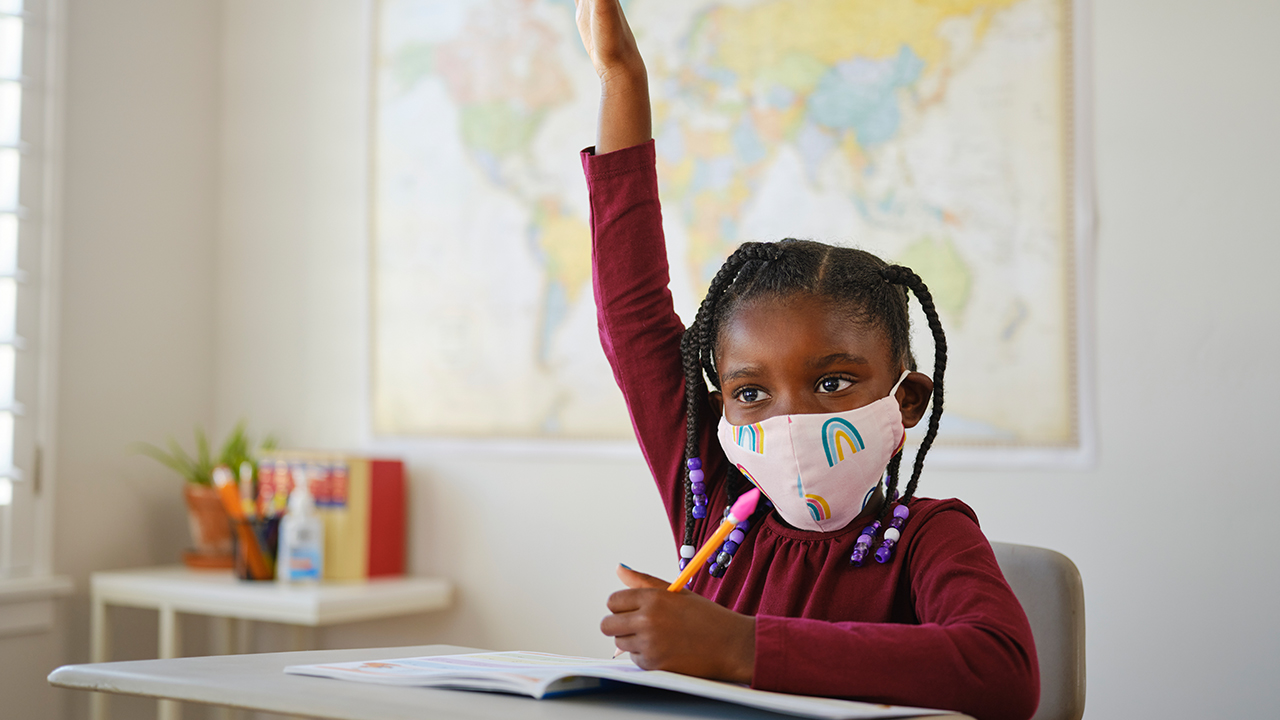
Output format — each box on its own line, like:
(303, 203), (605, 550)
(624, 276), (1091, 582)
(728, 488), (761, 523)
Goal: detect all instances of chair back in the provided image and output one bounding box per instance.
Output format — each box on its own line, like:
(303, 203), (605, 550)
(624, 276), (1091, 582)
(990, 542), (1086, 720)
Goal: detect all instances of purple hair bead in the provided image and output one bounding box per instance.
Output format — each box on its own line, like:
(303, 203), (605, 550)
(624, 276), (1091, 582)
(736, 520), (750, 531)
(708, 563), (726, 578)
(889, 516), (906, 530)
(728, 529), (745, 544)
(875, 539), (898, 564)
(851, 521), (885, 568)
(722, 540), (739, 554)
(692, 505), (707, 519)
(689, 468), (705, 483)
(894, 504), (910, 519)
(686, 457), (702, 471)
(691, 482), (706, 495)
(678, 558), (689, 571)
(693, 494), (707, 506)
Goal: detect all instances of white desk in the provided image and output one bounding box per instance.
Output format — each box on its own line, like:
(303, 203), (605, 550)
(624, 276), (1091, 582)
(90, 566), (452, 720)
(51, 644), (885, 720)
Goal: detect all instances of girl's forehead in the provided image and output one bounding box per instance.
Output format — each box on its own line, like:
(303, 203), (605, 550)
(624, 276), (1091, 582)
(718, 293), (895, 367)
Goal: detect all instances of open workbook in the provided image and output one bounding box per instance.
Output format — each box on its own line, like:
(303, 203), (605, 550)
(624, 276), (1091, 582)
(284, 650), (970, 720)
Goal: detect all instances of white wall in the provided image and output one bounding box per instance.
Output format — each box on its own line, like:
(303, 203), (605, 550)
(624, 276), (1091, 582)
(34, 1), (221, 718)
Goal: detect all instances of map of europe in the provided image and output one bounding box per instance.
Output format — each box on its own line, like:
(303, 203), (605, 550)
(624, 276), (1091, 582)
(373, 0), (1079, 451)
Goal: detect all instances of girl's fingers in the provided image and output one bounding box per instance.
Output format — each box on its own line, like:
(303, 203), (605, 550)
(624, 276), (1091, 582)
(600, 608), (634, 637)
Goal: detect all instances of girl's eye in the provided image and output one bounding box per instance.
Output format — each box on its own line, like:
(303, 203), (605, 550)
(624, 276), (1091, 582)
(816, 377), (853, 394)
(734, 387), (768, 404)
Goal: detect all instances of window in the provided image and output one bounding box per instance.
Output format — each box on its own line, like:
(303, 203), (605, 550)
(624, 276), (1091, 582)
(0, 0), (54, 581)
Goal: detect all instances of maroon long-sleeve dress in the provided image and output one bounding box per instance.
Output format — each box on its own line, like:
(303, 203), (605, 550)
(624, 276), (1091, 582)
(583, 140), (1039, 720)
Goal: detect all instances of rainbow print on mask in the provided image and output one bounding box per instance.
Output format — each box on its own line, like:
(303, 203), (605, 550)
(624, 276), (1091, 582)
(822, 418), (865, 466)
(797, 474), (831, 522)
(732, 423), (765, 454)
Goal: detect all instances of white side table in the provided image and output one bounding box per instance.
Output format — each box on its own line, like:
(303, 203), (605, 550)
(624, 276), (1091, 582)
(90, 566), (452, 720)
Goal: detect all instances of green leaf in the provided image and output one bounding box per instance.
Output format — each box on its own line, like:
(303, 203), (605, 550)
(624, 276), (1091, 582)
(134, 424), (277, 487)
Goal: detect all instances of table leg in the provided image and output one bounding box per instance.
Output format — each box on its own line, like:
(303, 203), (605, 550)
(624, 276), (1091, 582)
(90, 596), (109, 720)
(235, 616), (251, 654)
(157, 605), (181, 720)
(210, 616), (231, 655)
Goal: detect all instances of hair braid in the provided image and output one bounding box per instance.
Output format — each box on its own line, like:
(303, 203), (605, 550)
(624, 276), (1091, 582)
(678, 329), (702, 548)
(882, 449), (904, 508)
(878, 265), (947, 505)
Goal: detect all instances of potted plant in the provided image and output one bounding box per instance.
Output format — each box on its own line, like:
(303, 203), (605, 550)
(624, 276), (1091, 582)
(135, 422), (276, 567)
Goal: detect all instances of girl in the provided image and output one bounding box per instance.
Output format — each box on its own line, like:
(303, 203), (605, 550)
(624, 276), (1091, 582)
(575, 2), (1039, 719)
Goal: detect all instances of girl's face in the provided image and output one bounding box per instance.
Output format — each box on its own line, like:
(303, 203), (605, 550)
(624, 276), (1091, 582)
(710, 293), (933, 428)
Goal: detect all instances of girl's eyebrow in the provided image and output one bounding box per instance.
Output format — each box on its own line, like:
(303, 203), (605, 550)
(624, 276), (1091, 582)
(810, 353), (869, 368)
(721, 365), (763, 382)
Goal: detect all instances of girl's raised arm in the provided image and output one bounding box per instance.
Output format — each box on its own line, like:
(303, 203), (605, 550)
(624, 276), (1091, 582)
(575, 0), (652, 154)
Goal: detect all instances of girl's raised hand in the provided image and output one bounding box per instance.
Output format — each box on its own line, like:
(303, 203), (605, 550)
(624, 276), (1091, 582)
(602, 565), (756, 684)
(574, 0), (651, 153)
(575, 0), (644, 84)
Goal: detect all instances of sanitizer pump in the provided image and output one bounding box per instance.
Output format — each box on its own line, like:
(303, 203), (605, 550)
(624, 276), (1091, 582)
(277, 467), (324, 583)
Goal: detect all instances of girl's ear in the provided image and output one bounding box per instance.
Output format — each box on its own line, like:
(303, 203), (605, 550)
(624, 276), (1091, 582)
(896, 371), (934, 429)
(709, 390), (724, 417)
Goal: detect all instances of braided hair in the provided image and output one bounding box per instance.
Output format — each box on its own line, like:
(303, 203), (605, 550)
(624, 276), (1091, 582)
(678, 240), (948, 549)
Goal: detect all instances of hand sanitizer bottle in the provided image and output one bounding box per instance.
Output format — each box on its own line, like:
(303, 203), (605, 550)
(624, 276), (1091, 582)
(277, 467), (324, 583)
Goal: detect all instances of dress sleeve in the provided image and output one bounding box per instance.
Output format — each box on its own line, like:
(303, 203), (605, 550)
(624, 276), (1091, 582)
(752, 510), (1041, 720)
(583, 142), (725, 540)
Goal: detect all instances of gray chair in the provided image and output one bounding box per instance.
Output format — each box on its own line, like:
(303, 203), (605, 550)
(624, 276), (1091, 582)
(990, 542), (1086, 720)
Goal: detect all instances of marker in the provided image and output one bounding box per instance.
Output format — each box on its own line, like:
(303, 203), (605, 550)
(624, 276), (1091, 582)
(613, 488), (762, 658)
(214, 465), (270, 579)
(239, 461), (256, 520)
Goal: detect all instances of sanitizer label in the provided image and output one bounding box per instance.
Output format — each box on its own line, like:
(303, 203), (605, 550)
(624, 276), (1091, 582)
(287, 547), (323, 581)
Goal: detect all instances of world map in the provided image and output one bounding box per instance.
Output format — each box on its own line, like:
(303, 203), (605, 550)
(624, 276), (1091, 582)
(372, 0), (1079, 451)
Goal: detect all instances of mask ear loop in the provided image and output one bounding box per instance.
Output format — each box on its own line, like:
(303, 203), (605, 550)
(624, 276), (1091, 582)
(888, 369), (910, 398)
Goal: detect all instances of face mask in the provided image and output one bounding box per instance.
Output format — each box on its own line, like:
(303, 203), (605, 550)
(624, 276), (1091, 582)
(716, 371), (909, 533)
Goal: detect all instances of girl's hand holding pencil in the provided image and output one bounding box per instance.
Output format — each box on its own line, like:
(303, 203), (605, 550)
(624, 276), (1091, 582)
(603, 564), (757, 684)
(604, 490), (762, 684)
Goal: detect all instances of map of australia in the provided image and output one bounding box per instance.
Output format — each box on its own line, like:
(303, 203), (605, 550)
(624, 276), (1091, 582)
(373, 0), (1078, 449)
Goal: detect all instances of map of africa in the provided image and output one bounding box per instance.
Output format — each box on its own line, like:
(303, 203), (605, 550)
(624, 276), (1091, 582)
(372, 0), (1081, 451)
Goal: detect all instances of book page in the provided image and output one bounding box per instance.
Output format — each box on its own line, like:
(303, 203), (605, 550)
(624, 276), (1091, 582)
(286, 652), (640, 691)
(286, 651), (969, 719)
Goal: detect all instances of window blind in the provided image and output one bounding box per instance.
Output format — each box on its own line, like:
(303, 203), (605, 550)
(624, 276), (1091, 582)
(0, 0), (51, 578)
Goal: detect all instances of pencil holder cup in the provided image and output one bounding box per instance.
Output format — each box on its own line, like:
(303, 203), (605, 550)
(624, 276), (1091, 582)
(231, 517), (280, 581)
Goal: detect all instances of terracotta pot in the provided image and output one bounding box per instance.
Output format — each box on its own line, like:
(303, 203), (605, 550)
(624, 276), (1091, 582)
(184, 483), (233, 558)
